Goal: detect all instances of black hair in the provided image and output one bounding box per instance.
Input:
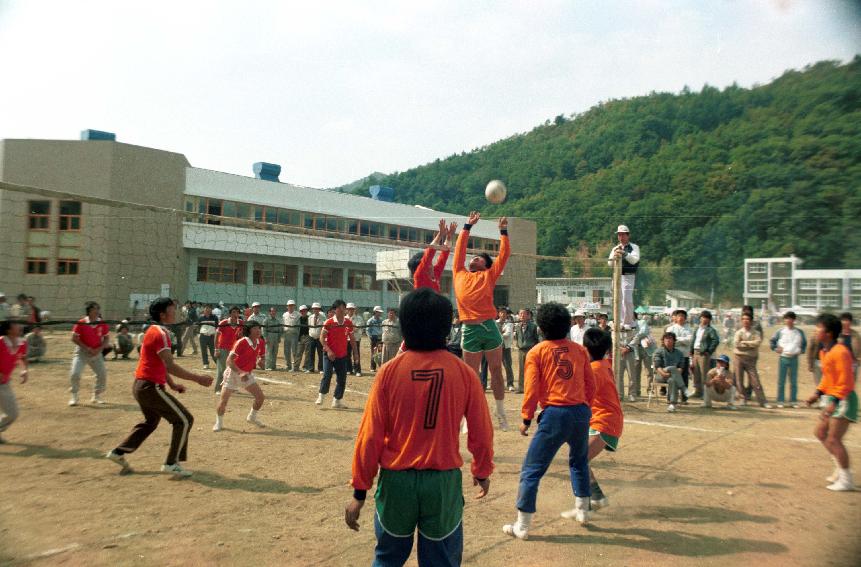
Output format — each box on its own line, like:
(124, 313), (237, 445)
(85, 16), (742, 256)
(817, 313), (841, 341)
(839, 312), (853, 323)
(583, 327), (611, 361)
(408, 252), (424, 276)
(701, 310), (712, 320)
(332, 299), (347, 310)
(245, 320), (262, 333)
(229, 306), (241, 314)
(536, 302), (571, 340)
(478, 252), (493, 270)
(85, 301), (100, 314)
(676, 309), (688, 318)
(400, 288), (452, 351)
(148, 297), (174, 323)
(783, 311), (796, 320)
(17, 293), (27, 301)
(662, 331), (677, 342)
(0, 320), (18, 336)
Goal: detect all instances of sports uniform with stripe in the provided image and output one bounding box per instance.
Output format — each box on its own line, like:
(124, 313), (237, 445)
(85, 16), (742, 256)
(113, 325), (194, 466)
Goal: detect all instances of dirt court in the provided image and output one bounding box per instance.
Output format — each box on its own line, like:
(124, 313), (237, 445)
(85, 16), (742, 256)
(1, 325), (859, 567)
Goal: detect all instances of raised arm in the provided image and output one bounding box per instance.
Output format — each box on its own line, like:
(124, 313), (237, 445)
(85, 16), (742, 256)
(453, 212), (479, 273)
(488, 216), (511, 280)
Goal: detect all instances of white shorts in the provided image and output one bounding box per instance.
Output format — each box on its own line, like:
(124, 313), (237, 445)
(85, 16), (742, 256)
(222, 367), (257, 391)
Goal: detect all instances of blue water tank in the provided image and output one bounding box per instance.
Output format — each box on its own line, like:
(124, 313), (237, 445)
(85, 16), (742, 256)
(369, 185), (394, 201)
(253, 162), (281, 182)
(80, 129), (116, 141)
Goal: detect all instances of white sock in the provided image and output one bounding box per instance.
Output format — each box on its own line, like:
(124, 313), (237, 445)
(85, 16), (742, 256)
(495, 399), (505, 415)
(215, 414), (223, 426)
(516, 510), (533, 530)
(249, 409), (258, 419)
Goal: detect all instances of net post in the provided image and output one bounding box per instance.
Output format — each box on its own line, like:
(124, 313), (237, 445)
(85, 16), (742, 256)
(612, 254), (623, 385)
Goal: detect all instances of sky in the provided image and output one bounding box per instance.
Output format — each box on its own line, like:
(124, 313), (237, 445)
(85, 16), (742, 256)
(0, 0), (859, 188)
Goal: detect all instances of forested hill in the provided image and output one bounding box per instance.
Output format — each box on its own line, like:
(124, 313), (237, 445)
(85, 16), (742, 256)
(353, 57), (861, 303)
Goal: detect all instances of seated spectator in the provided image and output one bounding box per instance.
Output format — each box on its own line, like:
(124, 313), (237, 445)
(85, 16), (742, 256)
(704, 355), (737, 409)
(25, 326), (46, 362)
(652, 332), (686, 413)
(114, 321), (134, 360)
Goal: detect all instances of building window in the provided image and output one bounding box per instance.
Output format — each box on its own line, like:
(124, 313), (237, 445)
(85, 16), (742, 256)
(28, 201), (50, 230)
(348, 269), (380, 291)
(206, 199), (223, 225)
(799, 280), (817, 291)
(59, 201), (81, 231)
(776, 280), (786, 291)
(820, 281), (839, 291)
(852, 280), (861, 291)
(278, 209), (300, 226)
(253, 262), (298, 286)
(798, 294), (818, 307)
(748, 263), (767, 274)
(748, 281), (767, 293)
(853, 297), (861, 308)
(196, 257), (247, 283)
(821, 297), (840, 307)
(26, 258), (48, 274)
(57, 259), (79, 275)
(303, 266), (343, 288)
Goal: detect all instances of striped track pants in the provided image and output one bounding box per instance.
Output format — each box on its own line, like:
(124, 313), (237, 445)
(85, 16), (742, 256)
(117, 379), (194, 465)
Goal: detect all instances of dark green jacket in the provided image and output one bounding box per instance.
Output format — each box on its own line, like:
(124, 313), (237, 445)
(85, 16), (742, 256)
(693, 325), (720, 355)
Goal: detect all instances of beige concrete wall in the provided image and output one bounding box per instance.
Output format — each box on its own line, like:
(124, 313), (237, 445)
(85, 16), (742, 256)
(0, 139), (188, 321)
(499, 217), (537, 310)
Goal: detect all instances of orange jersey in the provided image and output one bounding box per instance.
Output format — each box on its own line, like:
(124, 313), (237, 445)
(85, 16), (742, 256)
(414, 247), (450, 292)
(818, 343), (855, 399)
(351, 349), (494, 491)
(522, 339), (596, 421)
(589, 359), (624, 437)
(452, 229), (510, 322)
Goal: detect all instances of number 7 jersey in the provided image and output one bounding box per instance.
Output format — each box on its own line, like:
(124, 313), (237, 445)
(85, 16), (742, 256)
(351, 349), (495, 492)
(521, 339), (596, 421)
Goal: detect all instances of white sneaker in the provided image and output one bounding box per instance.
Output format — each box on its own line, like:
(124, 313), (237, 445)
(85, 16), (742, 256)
(332, 398), (347, 409)
(315, 393), (324, 406)
(507, 386), (515, 392)
(161, 463), (193, 478)
(826, 472), (855, 492)
(627, 394), (637, 403)
(667, 404), (676, 413)
(91, 394), (106, 405)
(106, 450), (131, 473)
(791, 403), (799, 409)
(247, 413), (266, 427)
(212, 421), (222, 432)
(763, 403), (774, 409)
(355, 372), (362, 377)
(591, 496), (609, 511)
(561, 497), (592, 524)
(496, 412), (510, 432)
(502, 523), (529, 540)
(203, 364), (210, 370)
(68, 393), (79, 407)
(776, 403), (785, 409)
(727, 404), (737, 410)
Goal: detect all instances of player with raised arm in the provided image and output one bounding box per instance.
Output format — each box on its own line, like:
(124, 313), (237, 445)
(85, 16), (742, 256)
(409, 218), (456, 292)
(453, 211), (511, 430)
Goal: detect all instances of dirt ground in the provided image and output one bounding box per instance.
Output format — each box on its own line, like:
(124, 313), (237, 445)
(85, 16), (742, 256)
(1, 325), (859, 567)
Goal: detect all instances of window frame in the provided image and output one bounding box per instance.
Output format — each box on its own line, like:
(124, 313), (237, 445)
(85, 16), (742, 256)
(56, 258), (80, 276)
(28, 201), (51, 231)
(58, 200), (82, 232)
(25, 257), (49, 275)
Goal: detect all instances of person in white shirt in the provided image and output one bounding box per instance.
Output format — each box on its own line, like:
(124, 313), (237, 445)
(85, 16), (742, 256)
(569, 309), (587, 345)
(282, 300), (301, 372)
(498, 308), (515, 391)
(346, 303), (365, 377)
(770, 311), (806, 408)
(665, 310), (692, 401)
(212, 303), (223, 321)
(607, 225), (640, 329)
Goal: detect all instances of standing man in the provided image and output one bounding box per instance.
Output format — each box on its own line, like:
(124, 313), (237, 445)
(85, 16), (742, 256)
(197, 305), (218, 370)
(381, 308), (402, 364)
(499, 308), (515, 392)
(838, 312), (860, 378)
(453, 211), (512, 431)
(346, 303), (365, 377)
(296, 305), (311, 373)
(734, 313), (769, 407)
(69, 301), (110, 406)
(282, 300), (301, 372)
(180, 301), (199, 357)
(770, 311), (807, 408)
(247, 302), (268, 327)
(0, 293), (10, 321)
(305, 302), (325, 373)
(263, 306), (283, 370)
(569, 309), (587, 345)
(214, 306), (243, 393)
(346, 289), (494, 565)
(515, 308), (541, 394)
(690, 310), (720, 399)
(106, 297), (212, 478)
(316, 300), (357, 409)
(366, 307), (383, 372)
(607, 225), (640, 329)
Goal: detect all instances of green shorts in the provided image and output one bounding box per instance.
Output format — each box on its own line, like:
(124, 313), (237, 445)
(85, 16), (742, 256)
(375, 468), (464, 540)
(823, 391), (858, 423)
(461, 320), (503, 353)
(589, 428), (619, 452)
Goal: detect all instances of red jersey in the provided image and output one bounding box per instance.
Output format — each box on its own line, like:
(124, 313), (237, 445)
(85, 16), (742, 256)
(0, 337), (27, 384)
(323, 316), (353, 359)
(135, 325), (172, 385)
(589, 359), (624, 437)
(351, 350), (494, 491)
(216, 318), (243, 350)
(522, 339), (596, 421)
(72, 316), (110, 349)
(230, 337), (265, 373)
(413, 247), (450, 292)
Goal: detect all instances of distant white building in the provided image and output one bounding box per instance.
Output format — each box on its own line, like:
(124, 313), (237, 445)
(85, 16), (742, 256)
(665, 289), (705, 311)
(536, 277), (611, 311)
(744, 255), (861, 312)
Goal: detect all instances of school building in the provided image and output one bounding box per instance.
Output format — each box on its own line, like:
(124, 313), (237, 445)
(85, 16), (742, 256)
(0, 132), (537, 319)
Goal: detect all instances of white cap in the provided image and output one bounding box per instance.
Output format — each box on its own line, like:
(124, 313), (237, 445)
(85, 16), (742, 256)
(573, 309), (586, 317)
(373, 306), (383, 312)
(616, 224), (630, 234)
(299, 304), (308, 311)
(286, 299), (296, 306)
(0, 291), (5, 297)
(346, 302), (356, 309)
(311, 302), (321, 309)
(251, 302), (262, 307)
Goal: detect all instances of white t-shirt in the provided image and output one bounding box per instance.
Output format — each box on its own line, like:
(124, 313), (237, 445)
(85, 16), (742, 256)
(569, 324), (586, 345)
